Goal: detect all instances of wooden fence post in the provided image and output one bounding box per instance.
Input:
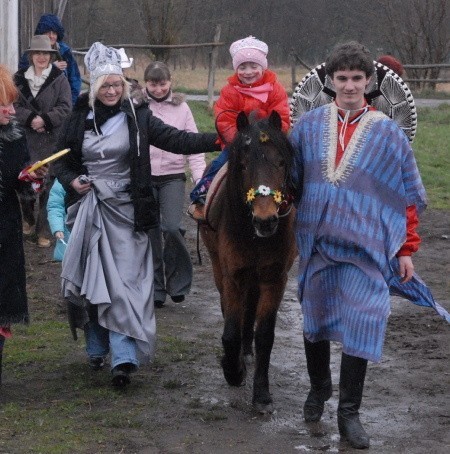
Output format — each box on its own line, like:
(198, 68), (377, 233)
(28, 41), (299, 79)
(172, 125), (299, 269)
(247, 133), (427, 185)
(290, 48), (296, 93)
(207, 24), (221, 109)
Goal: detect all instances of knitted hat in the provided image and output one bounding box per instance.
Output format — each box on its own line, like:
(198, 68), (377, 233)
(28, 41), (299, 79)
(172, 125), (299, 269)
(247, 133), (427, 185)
(84, 42), (123, 85)
(230, 36), (268, 71)
(26, 35), (57, 53)
(117, 48), (134, 69)
(34, 14), (64, 42)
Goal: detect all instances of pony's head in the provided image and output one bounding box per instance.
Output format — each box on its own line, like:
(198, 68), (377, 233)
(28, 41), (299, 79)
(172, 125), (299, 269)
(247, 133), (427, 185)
(227, 111), (294, 238)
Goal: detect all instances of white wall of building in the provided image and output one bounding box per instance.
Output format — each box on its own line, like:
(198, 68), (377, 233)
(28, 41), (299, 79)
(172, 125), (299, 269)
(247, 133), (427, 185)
(0, 0), (19, 72)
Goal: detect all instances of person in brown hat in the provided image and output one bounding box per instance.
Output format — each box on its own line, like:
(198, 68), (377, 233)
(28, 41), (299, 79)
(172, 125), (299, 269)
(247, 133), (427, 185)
(14, 35), (72, 247)
(18, 13), (81, 105)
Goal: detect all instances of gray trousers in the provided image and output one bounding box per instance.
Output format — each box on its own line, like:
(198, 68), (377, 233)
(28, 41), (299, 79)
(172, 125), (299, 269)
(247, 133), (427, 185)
(149, 178), (193, 303)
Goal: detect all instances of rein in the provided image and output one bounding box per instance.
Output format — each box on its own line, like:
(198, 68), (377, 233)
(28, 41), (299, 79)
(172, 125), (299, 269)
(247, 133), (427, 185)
(215, 109), (241, 146)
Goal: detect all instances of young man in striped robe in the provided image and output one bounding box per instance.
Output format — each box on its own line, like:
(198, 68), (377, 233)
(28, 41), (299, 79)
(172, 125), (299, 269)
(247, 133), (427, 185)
(289, 41), (428, 449)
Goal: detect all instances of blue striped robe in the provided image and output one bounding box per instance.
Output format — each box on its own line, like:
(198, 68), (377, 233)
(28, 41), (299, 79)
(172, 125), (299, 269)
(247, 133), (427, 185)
(289, 103), (436, 362)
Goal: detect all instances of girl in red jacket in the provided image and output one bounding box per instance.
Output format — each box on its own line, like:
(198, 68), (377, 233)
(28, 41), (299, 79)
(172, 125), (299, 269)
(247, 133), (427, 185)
(189, 36), (290, 219)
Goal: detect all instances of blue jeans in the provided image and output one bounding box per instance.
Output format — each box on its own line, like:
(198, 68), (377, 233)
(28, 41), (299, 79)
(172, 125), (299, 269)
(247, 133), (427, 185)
(84, 320), (139, 370)
(149, 178), (192, 303)
(190, 148), (229, 203)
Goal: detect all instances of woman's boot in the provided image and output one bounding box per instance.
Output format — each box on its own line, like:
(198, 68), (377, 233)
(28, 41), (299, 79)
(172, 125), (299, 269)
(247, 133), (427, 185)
(337, 352), (370, 449)
(303, 337), (332, 422)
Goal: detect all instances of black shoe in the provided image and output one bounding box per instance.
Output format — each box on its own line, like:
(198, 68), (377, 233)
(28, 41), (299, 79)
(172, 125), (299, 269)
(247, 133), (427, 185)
(171, 295), (185, 303)
(154, 300), (165, 308)
(111, 362), (135, 388)
(303, 381), (332, 422)
(338, 413), (370, 449)
(88, 356), (105, 371)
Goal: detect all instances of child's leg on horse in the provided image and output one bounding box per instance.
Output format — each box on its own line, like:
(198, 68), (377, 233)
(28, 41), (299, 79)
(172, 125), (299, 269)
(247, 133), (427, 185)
(190, 148), (229, 203)
(188, 149), (229, 221)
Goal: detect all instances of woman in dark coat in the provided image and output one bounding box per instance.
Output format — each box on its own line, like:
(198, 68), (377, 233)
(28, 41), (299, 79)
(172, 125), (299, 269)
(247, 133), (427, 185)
(53, 42), (219, 388)
(14, 35), (72, 247)
(0, 64), (46, 384)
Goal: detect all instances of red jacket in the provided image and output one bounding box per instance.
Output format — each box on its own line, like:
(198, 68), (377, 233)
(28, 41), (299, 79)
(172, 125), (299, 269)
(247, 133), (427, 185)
(214, 70), (290, 147)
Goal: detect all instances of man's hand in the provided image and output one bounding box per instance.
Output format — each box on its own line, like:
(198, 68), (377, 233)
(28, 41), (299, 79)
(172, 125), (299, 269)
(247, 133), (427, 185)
(398, 255), (414, 283)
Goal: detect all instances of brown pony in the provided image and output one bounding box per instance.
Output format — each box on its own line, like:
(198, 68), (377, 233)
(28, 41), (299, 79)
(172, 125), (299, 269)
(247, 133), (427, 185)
(200, 111), (297, 413)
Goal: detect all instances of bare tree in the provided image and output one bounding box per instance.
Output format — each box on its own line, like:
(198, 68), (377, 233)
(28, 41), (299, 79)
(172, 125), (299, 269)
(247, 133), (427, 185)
(135, 0), (189, 61)
(379, 0), (450, 89)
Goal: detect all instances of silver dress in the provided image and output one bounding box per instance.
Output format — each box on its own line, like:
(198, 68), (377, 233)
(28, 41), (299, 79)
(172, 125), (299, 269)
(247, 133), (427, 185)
(61, 113), (156, 359)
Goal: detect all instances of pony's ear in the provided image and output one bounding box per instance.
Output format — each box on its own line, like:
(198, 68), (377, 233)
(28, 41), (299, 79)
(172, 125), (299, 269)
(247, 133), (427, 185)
(236, 111), (249, 131)
(268, 111), (282, 130)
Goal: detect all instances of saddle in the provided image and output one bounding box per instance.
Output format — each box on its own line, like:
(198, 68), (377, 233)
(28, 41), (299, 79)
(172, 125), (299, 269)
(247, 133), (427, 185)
(204, 162), (228, 230)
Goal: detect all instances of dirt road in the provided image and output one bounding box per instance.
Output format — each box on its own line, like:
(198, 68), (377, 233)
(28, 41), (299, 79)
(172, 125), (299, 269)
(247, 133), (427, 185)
(1, 203), (449, 453)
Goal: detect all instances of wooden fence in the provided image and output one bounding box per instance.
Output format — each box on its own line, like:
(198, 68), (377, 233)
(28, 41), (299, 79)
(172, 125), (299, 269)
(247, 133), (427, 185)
(289, 49), (450, 93)
(73, 25), (224, 108)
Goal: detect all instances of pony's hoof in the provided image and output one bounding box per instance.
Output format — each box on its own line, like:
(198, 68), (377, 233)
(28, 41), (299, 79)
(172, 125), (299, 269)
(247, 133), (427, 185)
(223, 369), (246, 387)
(253, 400), (274, 415)
(221, 357), (246, 386)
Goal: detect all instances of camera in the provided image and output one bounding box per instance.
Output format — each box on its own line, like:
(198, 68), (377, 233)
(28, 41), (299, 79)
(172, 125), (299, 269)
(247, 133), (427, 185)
(78, 175), (90, 184)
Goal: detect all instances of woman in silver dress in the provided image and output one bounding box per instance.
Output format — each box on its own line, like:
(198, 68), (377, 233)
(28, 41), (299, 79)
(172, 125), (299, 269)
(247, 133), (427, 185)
(53, 42), (219, 387)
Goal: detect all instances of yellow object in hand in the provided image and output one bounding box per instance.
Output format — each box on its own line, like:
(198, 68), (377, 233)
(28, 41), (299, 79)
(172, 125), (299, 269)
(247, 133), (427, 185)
(28, 148), (70, 173)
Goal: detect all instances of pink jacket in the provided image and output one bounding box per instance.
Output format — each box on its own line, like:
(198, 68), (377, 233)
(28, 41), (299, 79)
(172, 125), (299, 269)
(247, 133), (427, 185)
(145, 91), (206, 183)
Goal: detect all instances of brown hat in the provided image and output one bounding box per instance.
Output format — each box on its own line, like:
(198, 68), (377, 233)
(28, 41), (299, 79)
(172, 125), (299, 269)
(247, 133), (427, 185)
(26, 35), (57, 53)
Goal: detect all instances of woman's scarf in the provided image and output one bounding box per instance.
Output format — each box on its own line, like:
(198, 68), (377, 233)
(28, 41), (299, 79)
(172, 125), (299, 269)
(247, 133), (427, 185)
(232, 82), (273, 103)
(24, 65), (52, 97)
(85, 99), (122, 135)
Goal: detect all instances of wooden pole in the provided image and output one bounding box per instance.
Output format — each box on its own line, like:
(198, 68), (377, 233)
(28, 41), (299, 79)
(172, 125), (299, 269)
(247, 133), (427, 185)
(54, 0), (68, 18)
(207, 25), (221, 109)
(290, 48), (296, 93)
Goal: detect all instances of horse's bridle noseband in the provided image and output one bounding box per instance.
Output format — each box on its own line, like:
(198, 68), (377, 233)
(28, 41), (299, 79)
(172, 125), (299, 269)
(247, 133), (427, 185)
(246, 184), (293, 217)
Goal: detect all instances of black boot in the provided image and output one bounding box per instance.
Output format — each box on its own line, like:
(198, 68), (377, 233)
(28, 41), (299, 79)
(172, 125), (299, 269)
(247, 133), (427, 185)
(303, 337), (332, 422)
(337, 353), (370, 449)
(111, 362), (135, 388)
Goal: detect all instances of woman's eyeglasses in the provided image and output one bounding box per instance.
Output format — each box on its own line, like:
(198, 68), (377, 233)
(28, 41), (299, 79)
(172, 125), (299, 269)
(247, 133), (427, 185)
(99, 82), (124, 92)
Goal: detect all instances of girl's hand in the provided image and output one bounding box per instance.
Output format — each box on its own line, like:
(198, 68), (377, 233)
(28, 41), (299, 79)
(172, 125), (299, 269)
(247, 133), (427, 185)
(55, 231), (64, 240)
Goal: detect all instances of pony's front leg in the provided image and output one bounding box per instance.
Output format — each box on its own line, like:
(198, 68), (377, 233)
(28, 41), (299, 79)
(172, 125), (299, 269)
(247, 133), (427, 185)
(252, 310), (277, 413)
(252, 279), (286, 413)
(221, 279), (246, 387)
(242, 285), (258, 362)
(221, 315), (246, 386)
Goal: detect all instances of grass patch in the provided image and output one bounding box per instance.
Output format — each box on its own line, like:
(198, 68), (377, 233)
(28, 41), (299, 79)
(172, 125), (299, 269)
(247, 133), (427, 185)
(414, 89), (450, 99)
(187, 100), (215, 133)
(413, 105), (450, 209)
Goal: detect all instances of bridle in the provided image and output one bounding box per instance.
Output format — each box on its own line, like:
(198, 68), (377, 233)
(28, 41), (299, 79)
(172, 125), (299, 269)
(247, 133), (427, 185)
(245, 184), (293, 217)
